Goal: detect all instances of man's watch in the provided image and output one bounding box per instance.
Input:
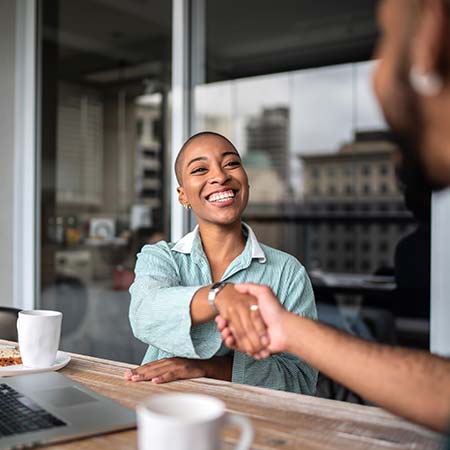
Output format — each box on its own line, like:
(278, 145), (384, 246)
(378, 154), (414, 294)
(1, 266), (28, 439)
(208, 281), (227, 316)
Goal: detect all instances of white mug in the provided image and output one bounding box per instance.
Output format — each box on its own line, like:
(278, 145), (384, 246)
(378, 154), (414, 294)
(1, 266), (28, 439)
(17, 310), (62, 368)
(137, 393), (253, 450)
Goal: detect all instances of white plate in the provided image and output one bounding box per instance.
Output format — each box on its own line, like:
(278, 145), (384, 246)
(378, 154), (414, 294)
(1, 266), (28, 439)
(0, 351), (71, 377)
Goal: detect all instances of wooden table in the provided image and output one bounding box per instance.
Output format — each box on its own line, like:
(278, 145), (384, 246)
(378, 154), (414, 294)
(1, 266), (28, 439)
(1, 343), (444, 450)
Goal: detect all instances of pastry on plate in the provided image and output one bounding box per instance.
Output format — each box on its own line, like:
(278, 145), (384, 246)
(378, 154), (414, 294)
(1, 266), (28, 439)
(0, 347), (22, 367)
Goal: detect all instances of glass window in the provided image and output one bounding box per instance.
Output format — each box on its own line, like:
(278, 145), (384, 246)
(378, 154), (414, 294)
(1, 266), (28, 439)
(39, 0), (172, 363)
(327, 241), (337, 251)
(344, 241), (354, 251)
(194, 0), (431, 360)
(362, 164), (371, 175)
(380, 163), (389, 176)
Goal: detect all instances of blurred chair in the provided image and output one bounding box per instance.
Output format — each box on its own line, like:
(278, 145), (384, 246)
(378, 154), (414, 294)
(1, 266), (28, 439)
(0, 306), (20, 341)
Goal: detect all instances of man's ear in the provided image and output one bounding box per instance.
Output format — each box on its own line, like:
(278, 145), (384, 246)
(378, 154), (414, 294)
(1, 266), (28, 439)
(412, 0), (448, 76)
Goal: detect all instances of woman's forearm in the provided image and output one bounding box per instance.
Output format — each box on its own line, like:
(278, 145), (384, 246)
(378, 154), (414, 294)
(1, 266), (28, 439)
(190, 286), (216, 325)
(199, 355), (233, 381)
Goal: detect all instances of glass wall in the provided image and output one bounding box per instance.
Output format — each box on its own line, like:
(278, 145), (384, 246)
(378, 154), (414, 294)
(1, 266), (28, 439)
(39, 0), (172, 363)
(194, 0), (430, 363)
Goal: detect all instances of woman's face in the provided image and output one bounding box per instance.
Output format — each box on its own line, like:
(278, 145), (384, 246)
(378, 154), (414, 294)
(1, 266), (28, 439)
(177, 135), (249, 227)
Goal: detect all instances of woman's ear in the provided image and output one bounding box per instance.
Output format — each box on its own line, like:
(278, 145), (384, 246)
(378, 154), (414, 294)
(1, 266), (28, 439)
(177, 186), (187, 205)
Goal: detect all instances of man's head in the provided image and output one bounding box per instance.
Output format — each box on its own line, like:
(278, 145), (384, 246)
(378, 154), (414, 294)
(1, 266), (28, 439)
(373, 0), (450, 190)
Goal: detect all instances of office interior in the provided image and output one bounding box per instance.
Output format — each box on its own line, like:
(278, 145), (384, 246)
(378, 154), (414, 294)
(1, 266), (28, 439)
(1, 0), (450, 403)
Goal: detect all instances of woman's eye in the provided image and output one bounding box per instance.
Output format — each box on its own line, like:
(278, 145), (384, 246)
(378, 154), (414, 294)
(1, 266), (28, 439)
(225, 161), (241, 168)
(191, 167), (207, 174)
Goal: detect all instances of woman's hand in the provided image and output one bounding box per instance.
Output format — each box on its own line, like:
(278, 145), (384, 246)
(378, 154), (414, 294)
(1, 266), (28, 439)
(216, 283), (289, 357)
(124, 355), (233, 383)
(124, 357), (206, 383)
(214, 284), (268, 356)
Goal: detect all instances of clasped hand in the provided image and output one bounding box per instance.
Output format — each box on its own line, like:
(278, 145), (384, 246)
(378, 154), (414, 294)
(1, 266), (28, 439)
(215, 283), (287, 359)
(213, 283), (269, 359)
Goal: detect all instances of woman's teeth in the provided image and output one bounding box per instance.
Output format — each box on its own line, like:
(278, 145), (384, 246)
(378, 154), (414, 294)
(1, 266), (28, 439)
(208, 190), (235, 202)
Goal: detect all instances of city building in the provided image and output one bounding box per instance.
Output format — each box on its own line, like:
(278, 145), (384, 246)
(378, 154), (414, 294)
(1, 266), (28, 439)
(300, 131), (414, 273)
(246, 107), (290, 184)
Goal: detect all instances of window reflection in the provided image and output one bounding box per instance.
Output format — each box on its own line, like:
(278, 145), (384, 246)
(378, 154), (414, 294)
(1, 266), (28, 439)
(39, 0), (171, 363)
(195, 54), (430, 364)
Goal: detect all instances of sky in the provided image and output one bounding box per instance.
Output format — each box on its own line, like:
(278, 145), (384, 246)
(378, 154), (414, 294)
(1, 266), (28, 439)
(194, 60), (386, 156)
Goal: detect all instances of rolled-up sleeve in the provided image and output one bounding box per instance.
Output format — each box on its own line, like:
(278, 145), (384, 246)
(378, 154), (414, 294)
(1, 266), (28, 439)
(232, 259), (318, 395)
(129, 243), (220, 359)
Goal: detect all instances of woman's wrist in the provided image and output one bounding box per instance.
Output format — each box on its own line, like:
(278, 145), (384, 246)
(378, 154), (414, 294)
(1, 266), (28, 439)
(209, 281), (229, 315)
(200, 355), (233, 381)
(213, 282), (233, 310)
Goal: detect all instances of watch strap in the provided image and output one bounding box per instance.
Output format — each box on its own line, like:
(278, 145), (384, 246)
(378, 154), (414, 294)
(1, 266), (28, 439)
(208, 281), (227, 315)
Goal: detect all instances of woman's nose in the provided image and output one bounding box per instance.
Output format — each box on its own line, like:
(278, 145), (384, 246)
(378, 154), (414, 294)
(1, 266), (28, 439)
(208, 166), (230, 184)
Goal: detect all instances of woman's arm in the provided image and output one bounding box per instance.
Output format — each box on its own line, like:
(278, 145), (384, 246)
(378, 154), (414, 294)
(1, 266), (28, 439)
(129, 243), (266, 359)
(129, 243), (218, 359)
(124, 355), (233, 383)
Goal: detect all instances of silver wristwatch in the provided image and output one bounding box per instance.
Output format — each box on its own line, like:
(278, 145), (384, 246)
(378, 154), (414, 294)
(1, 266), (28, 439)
(208, 281), (227, 315)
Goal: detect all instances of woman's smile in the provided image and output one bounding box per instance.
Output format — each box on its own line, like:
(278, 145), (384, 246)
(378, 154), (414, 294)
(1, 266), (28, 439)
(205, 188), (238, 207)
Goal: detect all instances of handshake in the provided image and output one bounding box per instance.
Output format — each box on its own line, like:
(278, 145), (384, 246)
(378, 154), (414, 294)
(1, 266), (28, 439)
(125, 282), (297, 384)
(213, 283), (289, 359)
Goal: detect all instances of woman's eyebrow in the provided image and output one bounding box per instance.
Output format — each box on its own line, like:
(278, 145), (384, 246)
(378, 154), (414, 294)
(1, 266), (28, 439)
(187, 156), (208, 167)
(222, 151), (240, 158)
(187, 151), (239, 167)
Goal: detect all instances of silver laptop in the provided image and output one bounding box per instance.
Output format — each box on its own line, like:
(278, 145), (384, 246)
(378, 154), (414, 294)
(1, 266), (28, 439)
(0, 372), (136, 450)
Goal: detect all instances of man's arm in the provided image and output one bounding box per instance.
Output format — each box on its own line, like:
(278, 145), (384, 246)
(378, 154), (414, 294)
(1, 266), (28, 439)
(222, 283), (450, 433)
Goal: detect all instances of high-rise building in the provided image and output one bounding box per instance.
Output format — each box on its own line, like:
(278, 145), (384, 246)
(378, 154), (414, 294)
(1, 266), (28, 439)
(246, 107), (290, 183)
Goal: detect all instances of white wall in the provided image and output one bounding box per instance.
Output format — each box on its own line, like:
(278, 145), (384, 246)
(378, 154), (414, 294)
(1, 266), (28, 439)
(0, 1), (16, 308)
(431, 188), (450, 356)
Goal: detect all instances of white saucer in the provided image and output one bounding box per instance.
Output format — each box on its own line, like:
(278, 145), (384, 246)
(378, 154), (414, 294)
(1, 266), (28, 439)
(0, 351), (71, 377)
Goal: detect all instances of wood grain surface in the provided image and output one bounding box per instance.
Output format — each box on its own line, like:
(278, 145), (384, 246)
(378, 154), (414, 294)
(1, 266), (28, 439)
(0, 341), (444, 449)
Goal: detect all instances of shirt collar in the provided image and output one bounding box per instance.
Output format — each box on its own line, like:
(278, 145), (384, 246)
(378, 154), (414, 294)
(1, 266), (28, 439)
(172, 222), (267, 263)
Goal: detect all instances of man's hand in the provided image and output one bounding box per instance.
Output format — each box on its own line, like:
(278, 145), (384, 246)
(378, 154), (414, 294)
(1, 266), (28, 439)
(216, 283), (289, 356)
(124, 357), (206, 383)
(214, 284), (268, 356)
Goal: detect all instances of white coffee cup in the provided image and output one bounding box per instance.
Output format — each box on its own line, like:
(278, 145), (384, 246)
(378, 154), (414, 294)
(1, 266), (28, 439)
(137, 393), (253, 450)
(17, 310), (62, 368)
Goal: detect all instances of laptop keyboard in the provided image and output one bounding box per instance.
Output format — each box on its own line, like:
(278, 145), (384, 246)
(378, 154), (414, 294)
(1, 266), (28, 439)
(0, 383), (66, 437)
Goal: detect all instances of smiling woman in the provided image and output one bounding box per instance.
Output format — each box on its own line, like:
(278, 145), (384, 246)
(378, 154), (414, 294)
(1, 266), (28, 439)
(127, 132), (318, 394)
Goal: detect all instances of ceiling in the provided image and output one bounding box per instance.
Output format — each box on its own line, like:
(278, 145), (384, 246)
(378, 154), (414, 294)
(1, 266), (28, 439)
(42, 0), (378, 86)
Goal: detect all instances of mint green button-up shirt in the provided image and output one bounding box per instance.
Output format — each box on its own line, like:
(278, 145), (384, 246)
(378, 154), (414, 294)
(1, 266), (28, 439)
(129, 223), (317, 395)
